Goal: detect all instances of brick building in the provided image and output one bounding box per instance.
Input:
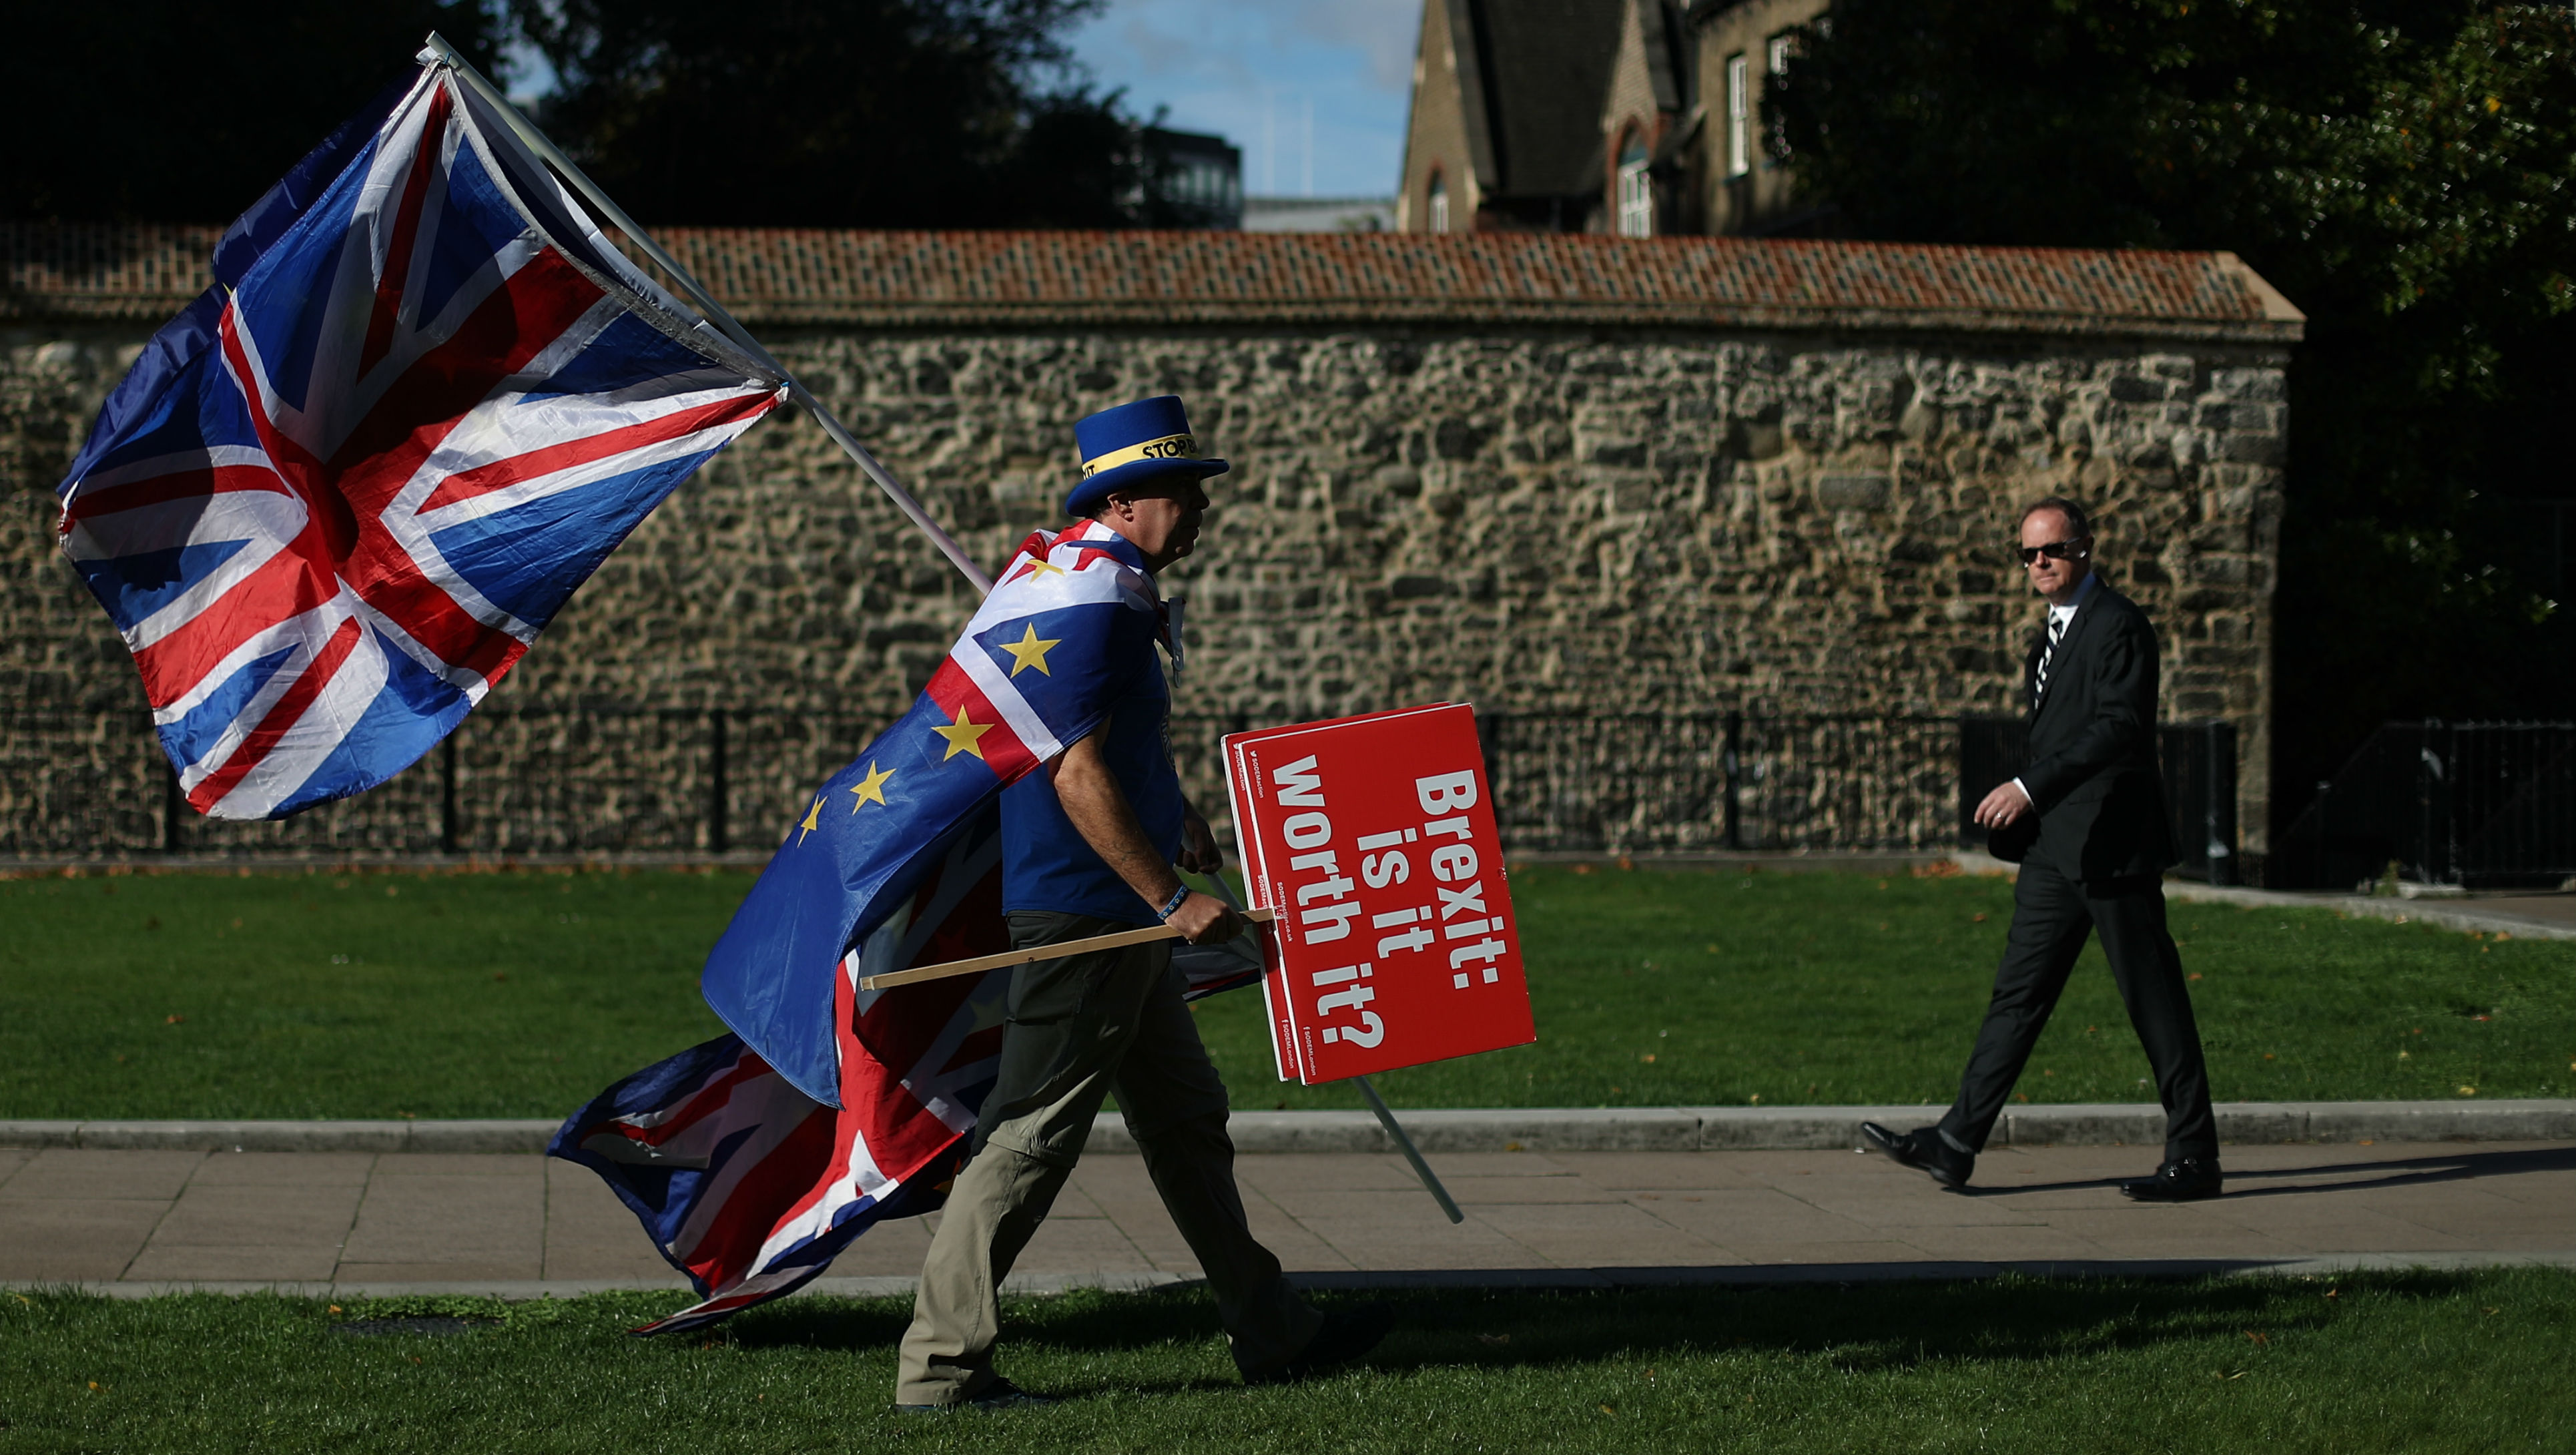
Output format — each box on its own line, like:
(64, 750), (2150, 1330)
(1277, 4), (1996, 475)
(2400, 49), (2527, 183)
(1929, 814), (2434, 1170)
(1398, 0), (1830, 240)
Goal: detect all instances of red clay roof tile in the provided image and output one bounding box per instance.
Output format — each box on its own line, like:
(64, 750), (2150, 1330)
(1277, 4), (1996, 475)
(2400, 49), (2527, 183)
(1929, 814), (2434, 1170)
(2, 224), (2300, 341)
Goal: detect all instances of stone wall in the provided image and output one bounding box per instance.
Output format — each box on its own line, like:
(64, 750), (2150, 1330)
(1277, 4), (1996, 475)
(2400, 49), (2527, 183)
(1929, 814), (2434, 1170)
(3, 316), (2286, 862)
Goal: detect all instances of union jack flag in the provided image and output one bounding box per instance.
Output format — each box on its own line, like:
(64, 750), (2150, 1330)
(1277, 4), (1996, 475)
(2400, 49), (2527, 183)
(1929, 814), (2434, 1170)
(555, 520), (1263, 1332)
(56, 61), (784, 820)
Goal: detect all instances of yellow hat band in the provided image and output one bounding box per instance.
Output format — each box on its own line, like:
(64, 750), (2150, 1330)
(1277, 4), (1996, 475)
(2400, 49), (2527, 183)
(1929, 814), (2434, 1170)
(1080, 432), (1199, 478)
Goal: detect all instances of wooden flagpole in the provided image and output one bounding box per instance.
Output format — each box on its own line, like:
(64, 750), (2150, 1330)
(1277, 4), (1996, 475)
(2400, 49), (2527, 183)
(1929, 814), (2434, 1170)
(418, 33), (993, 593)
(858, 908), (1276, 992)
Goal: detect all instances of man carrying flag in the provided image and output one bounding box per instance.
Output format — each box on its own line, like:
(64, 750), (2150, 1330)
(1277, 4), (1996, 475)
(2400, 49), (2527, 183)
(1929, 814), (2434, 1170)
(894, 397), (1391, 1411)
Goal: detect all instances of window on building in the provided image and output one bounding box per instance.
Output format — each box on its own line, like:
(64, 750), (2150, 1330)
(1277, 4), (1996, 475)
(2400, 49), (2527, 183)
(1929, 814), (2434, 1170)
(1615, 131), (1653, 238)
(1428, 171), (1450, 234)
(1766, 33), (1797, 164)
(1726, 53), (1751, 178)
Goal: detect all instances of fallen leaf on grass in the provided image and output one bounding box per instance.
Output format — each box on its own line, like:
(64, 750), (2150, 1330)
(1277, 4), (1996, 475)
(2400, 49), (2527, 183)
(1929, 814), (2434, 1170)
(2325, 1287), (2338, 1300)
(164, 1014), (184, 1024)
(1598, 1404), (1617, 1417)
(1477, 1334), (1512, 1347)
(2244, 1330), (2269, 1346)
(327, 1305), (341, 1314)
(2485, 1307), (2500, 1316)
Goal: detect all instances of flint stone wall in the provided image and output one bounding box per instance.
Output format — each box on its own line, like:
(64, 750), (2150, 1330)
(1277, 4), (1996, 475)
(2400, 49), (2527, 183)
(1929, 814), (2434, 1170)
(2, 229), (2296, 860)
(3, 321), (2285, 857)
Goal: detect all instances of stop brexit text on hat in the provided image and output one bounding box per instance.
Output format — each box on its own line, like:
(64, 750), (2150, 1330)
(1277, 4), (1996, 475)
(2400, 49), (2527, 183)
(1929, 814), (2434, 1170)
(1223, 703), (1536, 1084)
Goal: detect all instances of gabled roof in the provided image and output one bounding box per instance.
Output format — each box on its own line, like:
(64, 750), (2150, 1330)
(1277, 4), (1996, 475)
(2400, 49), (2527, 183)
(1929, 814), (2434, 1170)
(1454, 0), (1628, 200)
(1, 224), (2305, 342)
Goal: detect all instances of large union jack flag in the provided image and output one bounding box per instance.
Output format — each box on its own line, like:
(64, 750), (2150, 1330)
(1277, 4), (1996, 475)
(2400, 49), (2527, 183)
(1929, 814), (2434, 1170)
(555, 521), (1263, 1332)
(57, 61), (784, 820)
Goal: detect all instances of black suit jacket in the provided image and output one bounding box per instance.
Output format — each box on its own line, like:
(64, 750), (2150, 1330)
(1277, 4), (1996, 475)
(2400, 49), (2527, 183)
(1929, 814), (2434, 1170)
(1997, 580), (2177, 881)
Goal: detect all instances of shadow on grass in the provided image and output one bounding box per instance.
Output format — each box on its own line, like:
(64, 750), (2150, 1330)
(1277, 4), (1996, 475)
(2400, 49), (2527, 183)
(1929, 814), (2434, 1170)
(718, 1269), (2501, 1386)
(1963, 1144), (2576, 1200)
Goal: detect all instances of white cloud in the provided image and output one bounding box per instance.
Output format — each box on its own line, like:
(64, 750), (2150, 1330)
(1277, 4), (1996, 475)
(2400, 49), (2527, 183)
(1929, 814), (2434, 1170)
(1069, 0), (1417, 196)
(1281, 0), (1417, 94)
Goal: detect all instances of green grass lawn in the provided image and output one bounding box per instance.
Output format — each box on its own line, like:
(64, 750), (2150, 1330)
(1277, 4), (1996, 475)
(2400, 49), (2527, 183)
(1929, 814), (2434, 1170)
(5, 1271), (2570, 1453)
(3, 865), (2571, 1119)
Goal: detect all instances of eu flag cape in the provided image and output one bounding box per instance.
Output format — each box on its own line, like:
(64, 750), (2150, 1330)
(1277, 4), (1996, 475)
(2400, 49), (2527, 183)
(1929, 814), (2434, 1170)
(552, 520), (1261, 1333)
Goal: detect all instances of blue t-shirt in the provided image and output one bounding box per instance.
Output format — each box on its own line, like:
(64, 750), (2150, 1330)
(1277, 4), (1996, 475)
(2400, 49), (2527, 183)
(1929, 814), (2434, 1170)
(1000, 652), (1184, 924)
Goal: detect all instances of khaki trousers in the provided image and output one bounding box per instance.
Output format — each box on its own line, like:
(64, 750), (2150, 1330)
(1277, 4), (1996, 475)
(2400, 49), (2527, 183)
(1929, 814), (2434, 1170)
(894, 911), (1321, 1406)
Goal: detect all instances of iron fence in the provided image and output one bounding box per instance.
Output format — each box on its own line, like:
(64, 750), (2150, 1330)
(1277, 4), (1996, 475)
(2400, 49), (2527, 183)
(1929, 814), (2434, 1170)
(1472, 712), (1961, 853)
(5, 705), (2259, 865)
(2270, 721), (2576, 890)
(1956, 715), (2241, 884)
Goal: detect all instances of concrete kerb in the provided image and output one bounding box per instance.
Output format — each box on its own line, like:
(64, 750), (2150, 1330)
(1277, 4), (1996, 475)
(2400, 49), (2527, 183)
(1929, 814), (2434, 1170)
(1949, 849), (2576, 941)
(9, 1101), (2571, 1155)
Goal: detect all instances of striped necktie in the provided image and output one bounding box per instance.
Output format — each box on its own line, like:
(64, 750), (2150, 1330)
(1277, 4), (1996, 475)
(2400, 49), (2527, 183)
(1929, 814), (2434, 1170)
(2033, 613), (2065, 709)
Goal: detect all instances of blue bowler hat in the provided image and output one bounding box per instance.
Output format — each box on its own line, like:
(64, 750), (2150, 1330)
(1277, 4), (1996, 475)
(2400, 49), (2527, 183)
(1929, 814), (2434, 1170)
(1066, 395), (1228, 517)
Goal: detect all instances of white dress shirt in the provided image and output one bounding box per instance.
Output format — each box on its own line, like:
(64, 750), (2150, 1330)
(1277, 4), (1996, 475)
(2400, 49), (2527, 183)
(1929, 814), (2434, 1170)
(2013, 571), (2100, 802)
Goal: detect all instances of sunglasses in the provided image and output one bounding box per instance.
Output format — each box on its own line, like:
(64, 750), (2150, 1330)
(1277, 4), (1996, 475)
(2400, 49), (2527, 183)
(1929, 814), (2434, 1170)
(2017, 538), (2089, 565)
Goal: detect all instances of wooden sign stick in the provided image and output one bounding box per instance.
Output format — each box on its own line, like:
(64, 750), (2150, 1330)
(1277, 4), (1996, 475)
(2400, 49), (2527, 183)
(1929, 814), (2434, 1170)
(859, 907), (1275, 992)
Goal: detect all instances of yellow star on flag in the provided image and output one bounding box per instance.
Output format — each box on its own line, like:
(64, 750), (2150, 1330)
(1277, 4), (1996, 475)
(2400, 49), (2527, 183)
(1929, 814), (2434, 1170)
(846, 761), (894, 811)
(795, 794), (825, 844)
(932, 703), (995, 762)
(999, 623), (1060, 677)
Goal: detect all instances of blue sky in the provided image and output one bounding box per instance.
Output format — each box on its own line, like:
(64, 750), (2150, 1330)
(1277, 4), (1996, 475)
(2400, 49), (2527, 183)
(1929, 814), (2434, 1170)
(1064, 0), (1415, 199)
(501, 2), (1417, 201)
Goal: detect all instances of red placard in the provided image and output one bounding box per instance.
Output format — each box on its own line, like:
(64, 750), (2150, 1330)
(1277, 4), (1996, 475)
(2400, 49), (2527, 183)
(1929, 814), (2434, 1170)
(1224, 703), (1535, 1084)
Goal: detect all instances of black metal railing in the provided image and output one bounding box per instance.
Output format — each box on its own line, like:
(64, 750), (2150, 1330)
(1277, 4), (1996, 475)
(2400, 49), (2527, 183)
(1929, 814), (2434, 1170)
(0, 706), (895, 860)
(3, 705), (2246, 866)
(2270, 721), (2576, 890)
(1471, 712), (1961, 853)
(1954, 715), (2241, 884)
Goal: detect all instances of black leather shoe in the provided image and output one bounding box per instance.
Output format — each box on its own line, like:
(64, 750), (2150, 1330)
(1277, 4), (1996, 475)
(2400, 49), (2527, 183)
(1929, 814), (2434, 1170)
(2120, 1156), (2223, 1202)
(1859, 1121), (1973, 1188)
(898, 1376), (1059, 1414)
(1246, 1302), (1394, 1386)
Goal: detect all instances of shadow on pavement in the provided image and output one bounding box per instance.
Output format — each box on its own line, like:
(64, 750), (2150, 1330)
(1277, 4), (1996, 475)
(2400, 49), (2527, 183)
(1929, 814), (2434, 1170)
(1961, 1144), (2576, 1200)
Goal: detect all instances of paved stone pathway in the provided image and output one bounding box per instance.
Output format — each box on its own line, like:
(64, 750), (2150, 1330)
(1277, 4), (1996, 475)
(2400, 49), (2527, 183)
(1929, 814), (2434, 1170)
(3, 1140), (2568, 1294)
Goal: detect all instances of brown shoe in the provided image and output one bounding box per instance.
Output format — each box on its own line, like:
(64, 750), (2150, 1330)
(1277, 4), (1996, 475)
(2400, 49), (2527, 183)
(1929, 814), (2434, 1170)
(1245, 1303), (1394, 1386)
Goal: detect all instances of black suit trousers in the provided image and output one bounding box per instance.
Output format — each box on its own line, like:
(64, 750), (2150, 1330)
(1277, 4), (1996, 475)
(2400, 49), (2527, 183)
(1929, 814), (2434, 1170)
(1937, 861), (2218, 1161)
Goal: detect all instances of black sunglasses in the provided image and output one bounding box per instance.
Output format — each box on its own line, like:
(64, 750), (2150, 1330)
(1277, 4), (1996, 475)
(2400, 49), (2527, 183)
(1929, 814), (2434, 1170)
(2017, 538), (2089, 565)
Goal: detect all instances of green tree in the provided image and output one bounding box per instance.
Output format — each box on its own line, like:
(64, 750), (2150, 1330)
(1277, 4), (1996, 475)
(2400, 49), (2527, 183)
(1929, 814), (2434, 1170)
(4, 2), (503, 222)
(1770, 2), (2576, 838)
(506, 0), (1176, 228)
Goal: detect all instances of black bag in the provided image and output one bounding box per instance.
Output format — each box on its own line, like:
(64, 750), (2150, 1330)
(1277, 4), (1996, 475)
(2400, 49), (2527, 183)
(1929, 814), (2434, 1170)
(1985, 810), (2039, 864)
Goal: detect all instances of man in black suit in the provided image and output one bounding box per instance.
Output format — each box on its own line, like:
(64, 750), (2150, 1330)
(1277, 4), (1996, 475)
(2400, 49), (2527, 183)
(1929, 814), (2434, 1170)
(1863, 497), (2222, 1201)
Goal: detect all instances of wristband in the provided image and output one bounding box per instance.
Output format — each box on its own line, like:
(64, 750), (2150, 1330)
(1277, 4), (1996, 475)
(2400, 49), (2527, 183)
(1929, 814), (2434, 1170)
(1155, 886), (1191, 921)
